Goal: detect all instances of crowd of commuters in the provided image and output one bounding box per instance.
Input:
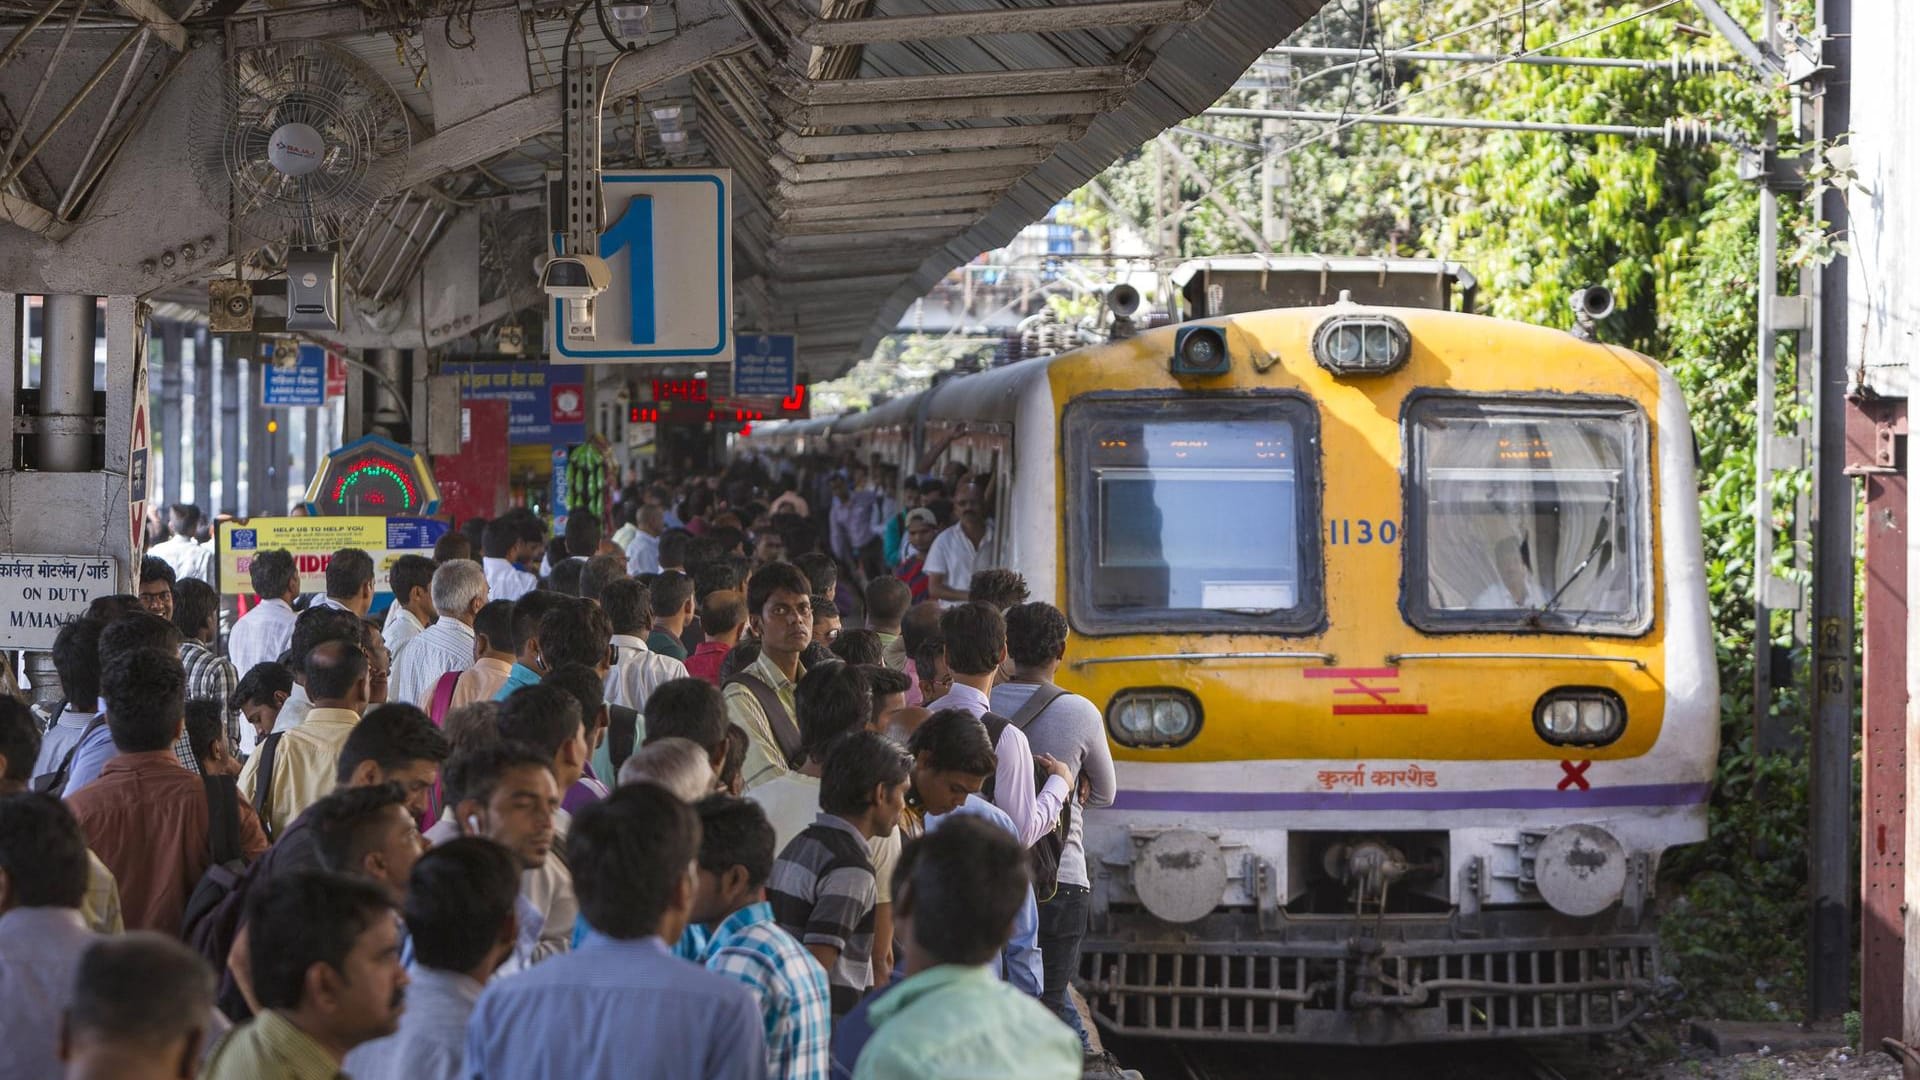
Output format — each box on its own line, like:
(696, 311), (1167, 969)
(0, 458), (1115, 1079)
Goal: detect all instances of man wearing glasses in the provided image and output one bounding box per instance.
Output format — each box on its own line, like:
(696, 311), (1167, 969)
(137, 557), (175, 621)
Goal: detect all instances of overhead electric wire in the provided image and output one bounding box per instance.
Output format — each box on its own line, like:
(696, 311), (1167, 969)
(1175, 0), (1692, 218)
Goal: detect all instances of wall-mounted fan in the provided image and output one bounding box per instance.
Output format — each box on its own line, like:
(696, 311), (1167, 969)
(189, 39), (412, 247)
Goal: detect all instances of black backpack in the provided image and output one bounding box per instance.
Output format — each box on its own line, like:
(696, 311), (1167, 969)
(978, 684), (1071, 902)
(181, 732), (282, 1014)
(180, 773), (249, 952)
(606, 704), (641, 774)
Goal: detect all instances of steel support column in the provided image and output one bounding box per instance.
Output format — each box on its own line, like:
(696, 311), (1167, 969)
(244, 362), (270, 516)
(157, 319), (182, 507)
(191, 328), (212, 507)
(369, 347), (406, 442)
(219, 338), (240, 515)
(1807, 0), (1855, 1021)
(1849, 400), (1906, 1050)
(38, 295), (95, 473)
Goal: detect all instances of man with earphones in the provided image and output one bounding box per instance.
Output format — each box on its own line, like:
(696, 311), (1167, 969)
(442, 741), (569, 973)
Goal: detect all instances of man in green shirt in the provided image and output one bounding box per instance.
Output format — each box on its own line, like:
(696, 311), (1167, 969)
(203, 872), (408, 1080)
(848, 817), (1079, 1080)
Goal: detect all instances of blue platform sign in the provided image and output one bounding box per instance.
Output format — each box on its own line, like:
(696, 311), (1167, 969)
(444, 362), (586, 446)
(549, 169), (733, 364)
(733, 334), (797, 397)
(261, 343), (327, 407)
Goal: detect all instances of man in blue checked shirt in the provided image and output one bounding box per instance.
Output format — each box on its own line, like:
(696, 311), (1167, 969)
(691, 795), (833, 1080)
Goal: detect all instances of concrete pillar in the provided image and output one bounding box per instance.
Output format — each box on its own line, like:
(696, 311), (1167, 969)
(38, 295), (96, 473)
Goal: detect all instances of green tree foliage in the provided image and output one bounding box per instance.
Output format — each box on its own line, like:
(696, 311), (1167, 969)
(1068, 0), (1822, 1017)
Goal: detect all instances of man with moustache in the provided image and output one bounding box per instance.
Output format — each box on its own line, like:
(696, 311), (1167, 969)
(201, 872), (408, 1079)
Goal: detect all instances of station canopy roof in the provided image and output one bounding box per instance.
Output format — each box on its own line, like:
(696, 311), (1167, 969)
(0, 0), (1324, 380)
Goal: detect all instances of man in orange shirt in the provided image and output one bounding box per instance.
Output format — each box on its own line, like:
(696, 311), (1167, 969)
(67, 649), (268, 933)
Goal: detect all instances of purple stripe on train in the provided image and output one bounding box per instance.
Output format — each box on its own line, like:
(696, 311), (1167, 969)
(1111, 782), (1712, 813)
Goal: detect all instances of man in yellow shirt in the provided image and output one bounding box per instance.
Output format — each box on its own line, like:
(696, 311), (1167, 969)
(238, 641), (368, 837)
(202, 872), (407, 1080)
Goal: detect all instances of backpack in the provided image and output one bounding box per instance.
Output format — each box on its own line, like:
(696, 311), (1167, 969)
(180, 773), (250, 973)
(607, 704), (641, 774)
(30, 712), (104, 795)
(978, 683), (1072, 901)
(249, 731), (284, 839)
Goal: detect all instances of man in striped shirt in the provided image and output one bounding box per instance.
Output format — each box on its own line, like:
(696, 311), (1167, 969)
(693, 796), (831, 1080)
(767, 731), (910, 1018)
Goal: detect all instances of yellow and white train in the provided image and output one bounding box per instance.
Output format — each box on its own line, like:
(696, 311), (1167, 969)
(750, 257), (1716, 1045)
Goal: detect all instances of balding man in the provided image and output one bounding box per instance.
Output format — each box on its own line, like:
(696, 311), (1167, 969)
(236, 640), (370, 836)
(389, 560), (490, 711)
(626, 505), (667, 576)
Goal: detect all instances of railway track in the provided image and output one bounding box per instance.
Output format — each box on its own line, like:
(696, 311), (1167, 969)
(1098, 1034), (1600, 1080)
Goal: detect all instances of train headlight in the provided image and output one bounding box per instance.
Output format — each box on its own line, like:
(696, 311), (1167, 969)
(1171, 326), (1231, 376)
(1312, 314), (1410, 376)
(1108, 689), (1201, 748)
(1533, 688), (1625, 747)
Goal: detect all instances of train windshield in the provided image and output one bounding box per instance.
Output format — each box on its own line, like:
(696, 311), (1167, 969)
(1406, 397), (1650, 635)
(1068, 395), (1321, 634)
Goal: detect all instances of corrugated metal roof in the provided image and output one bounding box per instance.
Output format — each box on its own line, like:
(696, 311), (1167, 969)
(729, 0), (1326, 379)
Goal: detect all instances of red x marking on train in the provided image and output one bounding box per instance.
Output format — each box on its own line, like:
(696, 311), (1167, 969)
(1557, 760), (1592, 791)
(1304, 667), (1429, 716)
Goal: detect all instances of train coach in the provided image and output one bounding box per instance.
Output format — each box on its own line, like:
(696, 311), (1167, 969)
(751, 256), (1716, 1045)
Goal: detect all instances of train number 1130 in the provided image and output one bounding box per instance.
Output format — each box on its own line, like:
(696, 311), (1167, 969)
(1328, 518), (1399, 545)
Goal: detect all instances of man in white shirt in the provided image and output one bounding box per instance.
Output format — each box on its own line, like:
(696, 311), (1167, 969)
(317, 548), (377, 617)
(390, 559), (490, 710)
(481, 515), (541, 603)
(597, 578), (687, 779)
(922, 602), (1071, 850)
(382, 554), (439, 655)
(148, 503), (214, 584)
(923, 510), (992, 608)
(228, 548), (301, 677)
(624, 505), (666, 576)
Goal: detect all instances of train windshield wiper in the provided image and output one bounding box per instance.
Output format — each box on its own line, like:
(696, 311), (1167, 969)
(1529, 525), (1611, 627)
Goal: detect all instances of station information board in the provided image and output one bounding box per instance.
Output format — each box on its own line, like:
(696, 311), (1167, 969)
(217, 517), (449, 597)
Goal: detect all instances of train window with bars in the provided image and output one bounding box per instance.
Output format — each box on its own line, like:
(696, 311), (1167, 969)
(1404, 395), (1651, 635)
(1066, 394), (1323, 634)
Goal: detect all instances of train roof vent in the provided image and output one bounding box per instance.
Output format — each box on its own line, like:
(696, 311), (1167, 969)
(1171, 255), (1478, 320)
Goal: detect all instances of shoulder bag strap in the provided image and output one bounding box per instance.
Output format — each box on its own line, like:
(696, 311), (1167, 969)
(1008, 682), (1068, 732)
(252, 732), (283, 821)
(429, 670), (461, 726)
(727, 672), (804, 768)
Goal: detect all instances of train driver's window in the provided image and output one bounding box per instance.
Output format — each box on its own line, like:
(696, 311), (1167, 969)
(1067, 395), (1321, 634)
(1406, 397), (1650, 635)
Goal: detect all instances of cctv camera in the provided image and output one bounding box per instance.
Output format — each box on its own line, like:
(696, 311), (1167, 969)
(542, 254), (612, 341)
